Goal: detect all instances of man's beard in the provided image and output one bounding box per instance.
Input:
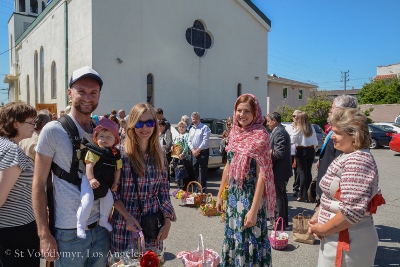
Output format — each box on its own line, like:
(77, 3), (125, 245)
(73, 102), (98, 115)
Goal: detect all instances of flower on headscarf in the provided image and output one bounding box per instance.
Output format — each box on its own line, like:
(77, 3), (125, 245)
(140, 250), (160, 267)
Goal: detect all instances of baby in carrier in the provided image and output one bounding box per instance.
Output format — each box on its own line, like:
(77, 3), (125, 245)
(77, 118), (122, 238)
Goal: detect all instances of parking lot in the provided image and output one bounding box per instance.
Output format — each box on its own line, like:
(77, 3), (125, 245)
(162, 147), (400, 267)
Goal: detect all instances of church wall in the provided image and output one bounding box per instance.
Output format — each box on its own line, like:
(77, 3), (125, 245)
(91, 0), (269, 122)
(15, 1), (66, 108)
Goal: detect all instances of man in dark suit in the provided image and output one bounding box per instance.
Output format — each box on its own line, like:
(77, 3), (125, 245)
(266, 112), (292, 228)
(316, 95), (358, 200)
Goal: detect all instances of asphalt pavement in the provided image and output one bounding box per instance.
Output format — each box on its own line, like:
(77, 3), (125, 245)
(162, 148), (400, 267)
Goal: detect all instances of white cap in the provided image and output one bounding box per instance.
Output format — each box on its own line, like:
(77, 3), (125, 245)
(69, 66), (103, 89)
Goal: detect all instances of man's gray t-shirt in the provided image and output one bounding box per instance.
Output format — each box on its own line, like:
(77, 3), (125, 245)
(36, 115), (100, 229)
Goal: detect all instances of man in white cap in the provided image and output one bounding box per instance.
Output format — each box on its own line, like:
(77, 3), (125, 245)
(32, 66), (110, 266)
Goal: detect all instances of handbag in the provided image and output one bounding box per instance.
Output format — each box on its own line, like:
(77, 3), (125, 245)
(175, 160), (189, 181)
(131, 166), (165, 239)
(292, 211), (315, 244)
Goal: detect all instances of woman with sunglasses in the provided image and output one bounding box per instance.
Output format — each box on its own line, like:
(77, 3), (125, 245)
(111, 103), (176, 254)
(0, 102), (39, 266)
(290, 111), (318, 202)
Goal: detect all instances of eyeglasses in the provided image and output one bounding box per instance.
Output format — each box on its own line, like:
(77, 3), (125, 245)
(24, 121), (36, 126)
(292, 115), (297, 118)
(135, 119), (156, 129)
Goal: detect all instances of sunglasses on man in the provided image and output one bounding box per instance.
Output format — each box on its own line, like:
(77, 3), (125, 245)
(135, 119), (156, 129)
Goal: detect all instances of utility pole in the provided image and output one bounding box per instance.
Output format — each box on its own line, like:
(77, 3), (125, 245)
(341, 70), (349, 91)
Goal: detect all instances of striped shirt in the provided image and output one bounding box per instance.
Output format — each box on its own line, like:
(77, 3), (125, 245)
(0, 136), (35, 228)
(319, 149), (378, 224)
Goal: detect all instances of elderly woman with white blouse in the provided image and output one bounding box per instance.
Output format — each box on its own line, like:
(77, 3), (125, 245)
(308, 108), (385, 267)
(289, 111), (318, 202)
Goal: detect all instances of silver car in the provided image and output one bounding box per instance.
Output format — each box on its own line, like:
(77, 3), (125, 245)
(170, 124), (224, 170)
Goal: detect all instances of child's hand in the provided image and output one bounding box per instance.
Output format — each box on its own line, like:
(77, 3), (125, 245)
(89, 178), (100, 189)
(111, 182), (119, 192)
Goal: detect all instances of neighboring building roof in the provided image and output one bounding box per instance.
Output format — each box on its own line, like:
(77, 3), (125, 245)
(373, 74), (397, 80)
(322, 89), (361, 97)
(267, 74), (317, 88)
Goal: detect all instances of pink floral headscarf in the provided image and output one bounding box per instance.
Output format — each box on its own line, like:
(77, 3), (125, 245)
(226, 94), (276, 219)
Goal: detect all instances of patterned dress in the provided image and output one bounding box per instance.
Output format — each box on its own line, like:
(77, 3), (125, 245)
(220, 152), (271, 267)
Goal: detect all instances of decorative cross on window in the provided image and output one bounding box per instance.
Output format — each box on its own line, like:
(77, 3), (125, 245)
(186, 20), (212, 57)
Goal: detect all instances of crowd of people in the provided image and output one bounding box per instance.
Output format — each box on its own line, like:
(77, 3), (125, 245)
(0, 65), (385, 267)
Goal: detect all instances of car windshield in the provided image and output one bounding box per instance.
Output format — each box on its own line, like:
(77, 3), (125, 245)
(374, 124), (392, 131)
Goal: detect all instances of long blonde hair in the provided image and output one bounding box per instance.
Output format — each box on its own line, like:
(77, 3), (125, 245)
(296, 111), (313, 138)
(125, 103), (164, 177)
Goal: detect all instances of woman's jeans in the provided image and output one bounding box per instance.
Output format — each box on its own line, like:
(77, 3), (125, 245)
(295, 147), (315, 199)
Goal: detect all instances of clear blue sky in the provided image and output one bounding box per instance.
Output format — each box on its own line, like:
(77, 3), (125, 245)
(1, 0), (400, 104)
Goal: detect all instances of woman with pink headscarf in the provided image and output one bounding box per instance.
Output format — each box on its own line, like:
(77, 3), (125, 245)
(216, 94), (276, 267)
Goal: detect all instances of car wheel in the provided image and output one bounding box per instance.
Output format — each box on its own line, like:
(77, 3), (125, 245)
(370, 138), (378, 149)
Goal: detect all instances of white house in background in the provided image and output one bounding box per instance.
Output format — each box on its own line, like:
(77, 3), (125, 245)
(267, 74), (318, 114)
(5, 0), (271, 122)
(373, 62), (400, 81)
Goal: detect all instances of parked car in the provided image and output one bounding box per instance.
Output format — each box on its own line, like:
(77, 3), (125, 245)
(373, 122), (400, 133)
(368, 124), (393, 149)
(395, 115), (400, 124)
(389, 133), (400, 153)
(171, 124), (225, 170)
(200, 118), (226, 135)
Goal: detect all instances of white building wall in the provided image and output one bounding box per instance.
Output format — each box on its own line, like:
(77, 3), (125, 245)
(91, 0), (269, 122)
(267, 82), (313, 114)
(377, 63), (400, 76)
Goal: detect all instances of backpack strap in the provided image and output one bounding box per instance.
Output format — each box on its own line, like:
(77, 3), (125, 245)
(50, 115), (83, 187)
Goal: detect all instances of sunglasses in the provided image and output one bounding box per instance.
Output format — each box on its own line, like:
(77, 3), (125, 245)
(292, 115), (297, 118)
(135, 119), (156, 129)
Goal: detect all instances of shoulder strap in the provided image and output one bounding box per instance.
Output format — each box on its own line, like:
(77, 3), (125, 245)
(50, 115), (83, 187)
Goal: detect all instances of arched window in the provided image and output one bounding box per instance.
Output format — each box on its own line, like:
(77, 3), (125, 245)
(237, 83), (242, 98)
(34, 51), (38, 104)
(40, 47), (44, 103)
(30, 0), (38, 13)
(26, 75), (30, 105)
(147, 74), (154, 106)
(51, 61), (57, 99)
(19, 0), (26, 12)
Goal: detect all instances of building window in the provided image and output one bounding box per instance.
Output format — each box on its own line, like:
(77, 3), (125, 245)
(42, 1), (45, 11)
(237, 83), (242, 98)
(30, 0), (38, 13)
(19, 0), (26, 12)
(40, 47), (44, 103)
(147, 74), (154, 106)
(299, 89), (303, 100)
(283, 87), (288, 99)
(27, 75), (30, 105)
(34, 51), (38, 104)
(185, 20), (212, 57)
(51, 61), (56, 99)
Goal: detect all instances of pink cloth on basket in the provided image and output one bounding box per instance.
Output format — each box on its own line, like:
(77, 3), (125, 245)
(177, 249), (221, 267)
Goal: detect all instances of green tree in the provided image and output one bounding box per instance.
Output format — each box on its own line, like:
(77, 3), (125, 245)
(359, 107), (374, 123)
(358, 77), (400, 104)
(276, 105), (294, 122)
(299, 89), (332, 128)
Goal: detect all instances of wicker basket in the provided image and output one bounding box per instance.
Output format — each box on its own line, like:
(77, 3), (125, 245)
(268, 217), (289, 250)
(200, 193), (219, 216)
(182, 181), (206, 206)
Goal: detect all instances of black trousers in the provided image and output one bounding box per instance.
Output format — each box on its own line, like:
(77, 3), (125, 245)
(192, 149), (209, 190)
(177, 158), (195, 190)
(274, 178), (289, 227)
(0, 221), (40, 267)
(292, 155), (299, 193)
(295, 147), (315, 199)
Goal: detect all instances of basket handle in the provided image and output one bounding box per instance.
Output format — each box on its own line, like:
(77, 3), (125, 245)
(197, 234), (205, 263)
(273, 217), (284, 238)
(186, 181), (203, 194)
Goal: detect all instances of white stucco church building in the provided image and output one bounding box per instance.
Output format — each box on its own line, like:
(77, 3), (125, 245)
(5, 0), (271, 122)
